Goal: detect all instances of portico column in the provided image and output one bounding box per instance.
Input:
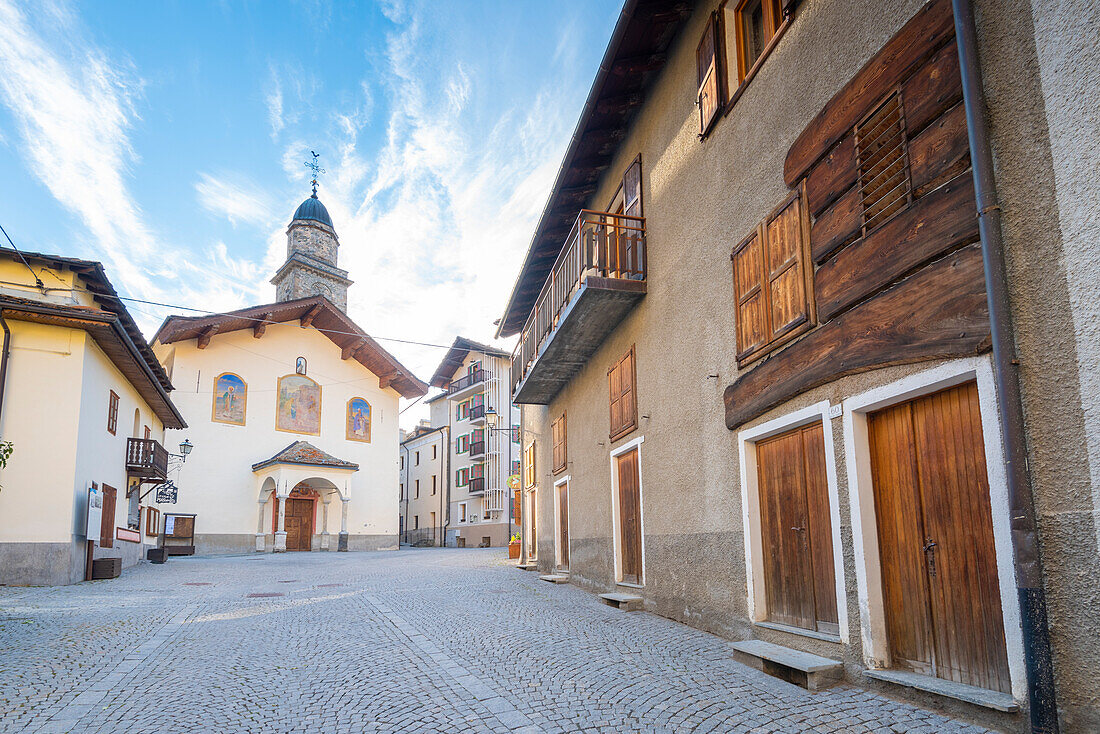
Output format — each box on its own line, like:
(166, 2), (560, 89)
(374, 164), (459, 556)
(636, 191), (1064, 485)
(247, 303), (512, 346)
(255, 496), (269, 552)
(320, 501), (331, 551)
(338, 497), (350, 552)
(274, 486), (289, 552)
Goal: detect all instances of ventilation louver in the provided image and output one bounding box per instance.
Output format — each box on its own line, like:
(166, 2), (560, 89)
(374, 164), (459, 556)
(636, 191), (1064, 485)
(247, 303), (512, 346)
(855, 92), (912, 234)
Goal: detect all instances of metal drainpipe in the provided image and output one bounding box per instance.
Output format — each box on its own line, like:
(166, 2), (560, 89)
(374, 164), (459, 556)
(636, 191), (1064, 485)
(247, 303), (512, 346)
(400, 442), (410, 545)
(441, 425), (450, 546)
(952, 1), (1059, 730)
(0, 310), (9, 429)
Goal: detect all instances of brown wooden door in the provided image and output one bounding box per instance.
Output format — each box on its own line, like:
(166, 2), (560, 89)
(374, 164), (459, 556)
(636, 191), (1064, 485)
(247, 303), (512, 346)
(616, 448), (643, 585)
(100, 485), (116, 548)
(284, 499), (314, 552)
(869, 381), (1011, 693)
(557, 482), (570, 571)
(756, 423), (837, 632)
(527, 490), (537, 559)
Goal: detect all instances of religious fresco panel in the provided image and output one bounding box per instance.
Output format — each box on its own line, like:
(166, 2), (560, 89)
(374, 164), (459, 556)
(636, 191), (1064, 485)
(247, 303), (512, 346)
(212, 372), (247, 426)
(347, 397), (371, 443)
(276, 374), (321, 435)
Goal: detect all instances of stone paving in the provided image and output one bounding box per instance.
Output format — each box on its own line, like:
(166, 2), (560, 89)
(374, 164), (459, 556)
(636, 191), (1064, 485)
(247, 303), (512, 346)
(0, 549), (995, 733)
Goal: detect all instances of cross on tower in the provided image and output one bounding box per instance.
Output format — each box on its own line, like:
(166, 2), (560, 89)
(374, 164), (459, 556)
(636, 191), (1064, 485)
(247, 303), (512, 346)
(304, 150), (326, 198)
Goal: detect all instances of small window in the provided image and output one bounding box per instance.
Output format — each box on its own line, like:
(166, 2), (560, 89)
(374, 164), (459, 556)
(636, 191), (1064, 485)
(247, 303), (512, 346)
(432, 445), (438, 460)
(143, 425), (151, 440)
(415, 479), (420, 498)
(457, 468), (468, 487)
(730, 186), (814, 365)
(144, 506), (160, 537)
(432, 475), (437, 495)
(696, 13), (722, 134)
(127, 485), (140, 530)
(107, 391), (120, 435)
(552, 413), (567, 474)
(608, 346), (638, 442)
(523, 443), (536, 489)
(511, 425), (521, 443)
(415, 451), (420, 466)
(413, 515), (419, 530)
(400, 456), (404, 470)
(400, 482), (404, 498)
(723, 0), (786, 92)
(460, 502), (468, 523)
(511, 459), (521, 475)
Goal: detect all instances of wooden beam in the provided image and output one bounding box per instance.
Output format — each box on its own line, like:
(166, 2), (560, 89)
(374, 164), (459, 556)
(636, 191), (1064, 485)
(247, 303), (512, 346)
(300, 304), (323, 328)
(252, 314), (270, 339)
(342, 339), (367, 360)
(609, 53), (667, 76)
(595, 91), (644, 115)
(724, 244), (989, 429)
(378, 372), (400, 390)
(197, 325), (219, 349)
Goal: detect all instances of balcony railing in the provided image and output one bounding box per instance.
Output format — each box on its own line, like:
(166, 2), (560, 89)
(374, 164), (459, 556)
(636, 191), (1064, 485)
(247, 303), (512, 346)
(468, 476), (486, 494)
(485, 487), (508, 514)
(126, 438), (169, 480)
(469, 404), (486, 424)
(447, 369), (486, 395)
(469, 440), (486, 458)
(511, 209), (646, 398)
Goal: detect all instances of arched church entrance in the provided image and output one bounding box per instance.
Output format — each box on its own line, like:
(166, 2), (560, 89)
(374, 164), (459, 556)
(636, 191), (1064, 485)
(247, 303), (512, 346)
(279, 485), (319, 552)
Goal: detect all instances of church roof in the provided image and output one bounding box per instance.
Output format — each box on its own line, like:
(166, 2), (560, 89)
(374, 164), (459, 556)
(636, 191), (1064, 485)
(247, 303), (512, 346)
(153, 295), (428, 399)
(429, 336), (511, 388)
(252, 441), (358, 472)
(292, 195), (334, 228)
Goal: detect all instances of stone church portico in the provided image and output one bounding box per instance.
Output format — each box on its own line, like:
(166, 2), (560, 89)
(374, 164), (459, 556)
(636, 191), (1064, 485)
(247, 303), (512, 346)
(253, 441), (358, 553)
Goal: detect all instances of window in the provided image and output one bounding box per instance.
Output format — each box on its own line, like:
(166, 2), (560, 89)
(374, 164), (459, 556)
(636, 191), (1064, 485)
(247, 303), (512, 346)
(468, 360), (481, 376)
(523, 443), (536, 489)
(432, 445), (438, 460)
(855, 92), (912, 233)
(511, 426), (521, 443)
(415, 451), (420, 466)
(608, 346), (638, 441)
(456, 399), (470, 421)
(720, 0), (787, 99)
(730, 186), (813, 365)
(552, 413), (567, 474)
(511, 459), (521, 475)
(457, 468), (468, 487)
(413, 515), (419, 530)
(107, 391), (120, 435)
(144, 506), (160, 537)
(457, 434), (469, 454)
(460, 502), (467, 523)
(400, 482), (404, 499)
(143, 425), (151, 440)
(415, 479), (420, 499)
(400, 455), (404, 470)
(100, 484), (116, 548)
(696, 12), (722, 134)
(127, 484), (140, 530)
(431, 475), (437, 495)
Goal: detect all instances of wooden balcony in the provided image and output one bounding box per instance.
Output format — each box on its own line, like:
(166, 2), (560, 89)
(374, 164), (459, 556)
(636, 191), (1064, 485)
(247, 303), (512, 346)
(511, 210), (646, 404)
(126, 438), (169, 481)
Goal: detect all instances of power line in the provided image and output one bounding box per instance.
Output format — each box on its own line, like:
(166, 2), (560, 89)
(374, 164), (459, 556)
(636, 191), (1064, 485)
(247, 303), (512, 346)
(0, 224), (45, 289)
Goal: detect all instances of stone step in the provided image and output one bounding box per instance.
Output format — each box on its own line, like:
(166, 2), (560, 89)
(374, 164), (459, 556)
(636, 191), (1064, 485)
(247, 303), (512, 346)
(730, 639), (843, 691)
(598, 592), (643, 611)
(516, 562), (538, 571)
(863, 669), (1019, 712)
(539, 574), (569, 584)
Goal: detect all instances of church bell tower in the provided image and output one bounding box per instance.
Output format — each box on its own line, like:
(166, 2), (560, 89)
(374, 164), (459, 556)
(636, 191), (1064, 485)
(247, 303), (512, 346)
(270, 154), (352, 311)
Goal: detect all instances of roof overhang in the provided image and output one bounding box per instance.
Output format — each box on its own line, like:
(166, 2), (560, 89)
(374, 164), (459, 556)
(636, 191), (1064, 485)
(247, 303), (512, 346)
(429, 336), (510, 388)
(154, 295), (428, 399)
(495, 0), (697, 337)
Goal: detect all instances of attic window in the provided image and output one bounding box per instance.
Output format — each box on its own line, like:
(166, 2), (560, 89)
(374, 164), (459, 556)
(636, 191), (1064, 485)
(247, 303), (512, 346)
(855, 92), (912, 234)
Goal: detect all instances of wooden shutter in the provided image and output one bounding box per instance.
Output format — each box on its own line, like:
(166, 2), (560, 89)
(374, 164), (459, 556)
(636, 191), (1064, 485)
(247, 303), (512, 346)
(552, 413), (567, 474)
(524, 443), (536, 488)
(697, 15), (721, 134)
(100, 485), (116, 548)
(623, 158), (642, 219)
(608, 347), (637, 441)
(107, 391), (119, 435)
(731, 187), (813, 364)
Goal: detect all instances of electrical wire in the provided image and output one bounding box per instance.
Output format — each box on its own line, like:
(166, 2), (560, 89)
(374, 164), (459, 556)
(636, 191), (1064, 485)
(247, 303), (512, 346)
(0, 224), (45, 289)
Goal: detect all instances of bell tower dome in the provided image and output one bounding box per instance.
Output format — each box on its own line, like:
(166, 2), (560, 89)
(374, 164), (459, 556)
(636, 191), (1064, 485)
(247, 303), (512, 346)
(270, 192), (353, 311)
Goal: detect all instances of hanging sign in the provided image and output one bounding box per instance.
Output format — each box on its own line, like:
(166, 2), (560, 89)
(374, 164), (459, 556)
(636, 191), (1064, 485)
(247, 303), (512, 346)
(154, 481), (179, 504)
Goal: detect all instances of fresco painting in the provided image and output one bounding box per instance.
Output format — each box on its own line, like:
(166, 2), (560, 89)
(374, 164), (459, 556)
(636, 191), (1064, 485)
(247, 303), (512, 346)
(212, 373), (246, 425)
(347, 398), (371, 442)
(277, 374), (321, 435)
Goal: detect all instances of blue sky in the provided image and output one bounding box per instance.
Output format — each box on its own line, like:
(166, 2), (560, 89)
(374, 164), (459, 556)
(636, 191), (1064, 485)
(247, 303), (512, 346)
(0, 0), (620, 426)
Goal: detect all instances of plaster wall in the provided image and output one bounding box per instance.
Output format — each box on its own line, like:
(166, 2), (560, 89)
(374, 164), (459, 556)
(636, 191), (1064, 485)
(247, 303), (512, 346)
(401, 428), (446, 544)
(516, 0), (1093, 727)
(152, 324), (400, 552)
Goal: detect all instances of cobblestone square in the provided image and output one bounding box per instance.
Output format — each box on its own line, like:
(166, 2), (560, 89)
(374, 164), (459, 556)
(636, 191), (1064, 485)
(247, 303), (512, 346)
(0, 550), (994, 733)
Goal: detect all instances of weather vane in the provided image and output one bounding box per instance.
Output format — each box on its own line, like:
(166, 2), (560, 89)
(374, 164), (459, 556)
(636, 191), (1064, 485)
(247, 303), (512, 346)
(304, 150), (325, 197)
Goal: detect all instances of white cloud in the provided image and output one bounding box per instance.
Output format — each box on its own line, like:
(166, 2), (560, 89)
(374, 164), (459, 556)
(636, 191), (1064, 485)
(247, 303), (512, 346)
(195, 173), (274, 227)
(265, 65), (284, 139)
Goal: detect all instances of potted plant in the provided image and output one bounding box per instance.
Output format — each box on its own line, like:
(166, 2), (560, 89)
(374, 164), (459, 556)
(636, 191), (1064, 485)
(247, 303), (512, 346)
(508, 533), (521, 559)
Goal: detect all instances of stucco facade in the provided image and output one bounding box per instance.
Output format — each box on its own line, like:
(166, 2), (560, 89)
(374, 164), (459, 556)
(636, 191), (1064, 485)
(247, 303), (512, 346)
(400, 423), (447, 546)
(508, 0), (1100, 729)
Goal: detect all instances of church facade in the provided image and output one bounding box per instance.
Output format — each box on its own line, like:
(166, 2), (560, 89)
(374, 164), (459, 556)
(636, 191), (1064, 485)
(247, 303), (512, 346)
(151, 194), (426, 554)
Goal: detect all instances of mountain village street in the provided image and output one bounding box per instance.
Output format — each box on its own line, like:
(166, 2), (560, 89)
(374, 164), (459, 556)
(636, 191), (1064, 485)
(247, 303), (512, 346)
(0, 549), (994, 734)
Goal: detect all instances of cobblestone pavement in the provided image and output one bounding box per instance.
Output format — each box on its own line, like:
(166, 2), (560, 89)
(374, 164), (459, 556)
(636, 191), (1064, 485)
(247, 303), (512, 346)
(0, 549), (995, 733)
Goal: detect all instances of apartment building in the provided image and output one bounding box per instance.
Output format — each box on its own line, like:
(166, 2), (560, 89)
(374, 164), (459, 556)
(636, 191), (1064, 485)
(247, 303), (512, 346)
(428, 338), (520, 548)
(400, 420), (446, 546)
(498, 0), (1100, 730)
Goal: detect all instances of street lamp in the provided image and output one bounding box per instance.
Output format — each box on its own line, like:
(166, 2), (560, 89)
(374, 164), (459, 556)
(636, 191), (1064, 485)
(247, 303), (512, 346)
(179, 439), (194, 462)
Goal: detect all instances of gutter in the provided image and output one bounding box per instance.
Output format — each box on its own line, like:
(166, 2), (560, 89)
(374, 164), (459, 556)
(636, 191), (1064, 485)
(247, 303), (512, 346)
(495, 0), (642, 339)
(952, 1), (1059, 730)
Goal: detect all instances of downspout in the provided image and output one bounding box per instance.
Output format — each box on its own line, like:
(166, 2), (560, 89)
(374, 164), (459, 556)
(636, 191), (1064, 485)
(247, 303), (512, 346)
(441, 425), (450, 547)
(400, 442), (410, 545)
(952, 1), (1059, 730)
(0, 310), (9, 429)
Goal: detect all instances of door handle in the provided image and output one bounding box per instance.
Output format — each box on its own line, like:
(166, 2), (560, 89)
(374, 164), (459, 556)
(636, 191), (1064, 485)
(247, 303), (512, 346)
(923, 539), (938, 578)
(790, 526), (805, 533)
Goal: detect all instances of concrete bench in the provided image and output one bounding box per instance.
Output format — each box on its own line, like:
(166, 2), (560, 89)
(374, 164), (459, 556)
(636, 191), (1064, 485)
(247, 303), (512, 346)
(730, 639), (843, 691)
(598, 592), (643, 611)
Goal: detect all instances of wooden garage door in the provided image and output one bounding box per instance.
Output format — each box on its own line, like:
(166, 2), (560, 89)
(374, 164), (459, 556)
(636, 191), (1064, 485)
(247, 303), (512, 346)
(616, 448), (643, 585)
(869, 380), (1011, 693)
(756, 422), (838, 633)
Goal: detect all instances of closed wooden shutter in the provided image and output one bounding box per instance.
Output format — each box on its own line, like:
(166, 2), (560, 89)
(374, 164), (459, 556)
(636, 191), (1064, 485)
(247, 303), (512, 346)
(696, 15), (721, 134)
(524, 443), (536, 488)
(552, 413), (567, 474)
(623, 159), (642, 219)
(608, 347), (637, 441)
(99, 485), (116, 548)
(731, 187), (812, 363)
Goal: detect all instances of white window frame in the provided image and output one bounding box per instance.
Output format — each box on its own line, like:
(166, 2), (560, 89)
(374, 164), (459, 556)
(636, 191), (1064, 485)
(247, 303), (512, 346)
(459, 501), (467, 523)
(609, 435), (645, 588)
(842, 356), (1026, 702)
(553, 475), (571, 571)
(737, 400), (848, 642)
